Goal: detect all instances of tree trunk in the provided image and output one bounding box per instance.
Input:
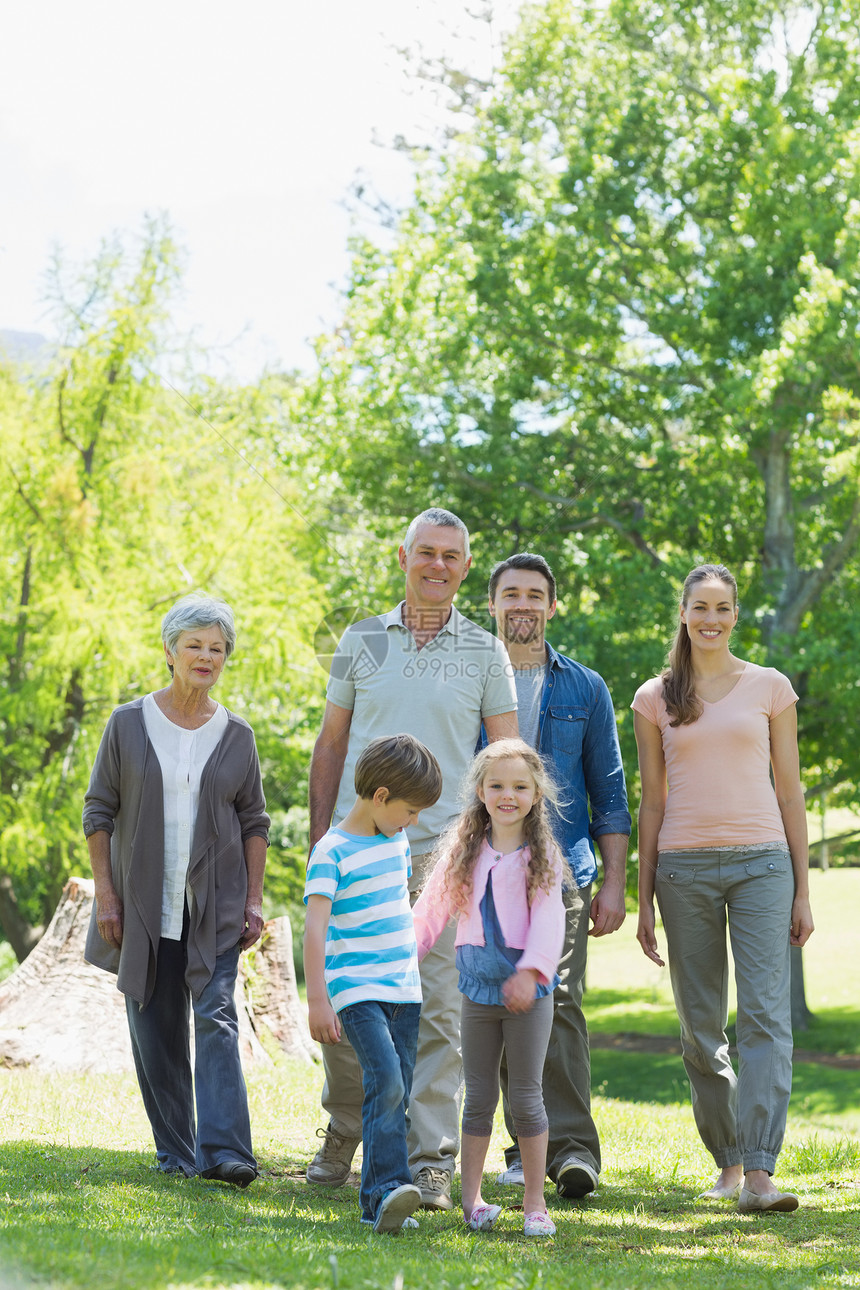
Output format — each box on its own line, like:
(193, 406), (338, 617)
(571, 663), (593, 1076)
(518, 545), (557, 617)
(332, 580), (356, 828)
(245, 915), (318, 1065)
(0, 873), (43, 962)
(0, 877), (316, 1072)
(790, 945), (814, 1033)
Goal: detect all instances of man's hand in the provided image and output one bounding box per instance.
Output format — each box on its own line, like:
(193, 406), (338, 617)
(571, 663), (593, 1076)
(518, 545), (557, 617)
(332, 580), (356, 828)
(588, 877), (626, 937)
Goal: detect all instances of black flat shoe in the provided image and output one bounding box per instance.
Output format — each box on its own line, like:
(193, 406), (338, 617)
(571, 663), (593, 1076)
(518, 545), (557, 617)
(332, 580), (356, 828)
(202, 1161), (258, 1188)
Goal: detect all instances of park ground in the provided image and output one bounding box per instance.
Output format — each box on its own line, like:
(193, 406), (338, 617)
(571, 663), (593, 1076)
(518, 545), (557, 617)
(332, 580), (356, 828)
(0, 867), (857, 1290)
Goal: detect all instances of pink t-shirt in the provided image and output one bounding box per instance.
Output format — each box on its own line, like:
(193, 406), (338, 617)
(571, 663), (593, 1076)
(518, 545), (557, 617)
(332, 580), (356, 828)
(631, 662), (798, 851)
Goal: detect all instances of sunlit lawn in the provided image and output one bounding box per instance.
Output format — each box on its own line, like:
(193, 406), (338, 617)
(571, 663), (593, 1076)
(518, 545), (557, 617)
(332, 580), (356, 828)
(0, 867), (857, 1289)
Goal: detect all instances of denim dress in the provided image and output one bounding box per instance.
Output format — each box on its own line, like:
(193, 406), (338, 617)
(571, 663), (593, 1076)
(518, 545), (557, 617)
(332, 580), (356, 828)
(456, 870), (560, 1005)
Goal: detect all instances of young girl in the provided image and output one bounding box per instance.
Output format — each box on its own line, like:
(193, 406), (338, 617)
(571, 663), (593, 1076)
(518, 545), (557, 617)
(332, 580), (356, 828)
(412, 738), (569, 1237)
(633, 563), (813, 1213)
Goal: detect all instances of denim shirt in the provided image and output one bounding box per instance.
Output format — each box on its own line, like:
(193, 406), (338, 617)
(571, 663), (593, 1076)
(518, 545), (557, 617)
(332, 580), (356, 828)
(538, 644), (631, 887)
(482, 643), (631, 888)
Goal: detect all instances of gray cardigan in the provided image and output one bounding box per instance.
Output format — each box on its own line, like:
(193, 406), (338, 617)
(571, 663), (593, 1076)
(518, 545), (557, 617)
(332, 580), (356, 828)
(83, 697), (269, 1007)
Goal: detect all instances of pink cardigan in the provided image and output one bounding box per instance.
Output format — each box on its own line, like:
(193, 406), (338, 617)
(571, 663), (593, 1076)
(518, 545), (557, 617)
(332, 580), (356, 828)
(412, 839), (565, 986)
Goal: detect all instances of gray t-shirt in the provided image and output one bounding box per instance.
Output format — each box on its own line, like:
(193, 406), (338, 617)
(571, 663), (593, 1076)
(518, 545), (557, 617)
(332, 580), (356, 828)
(513, 661), (547, 750)
(326, 602), (517, 853)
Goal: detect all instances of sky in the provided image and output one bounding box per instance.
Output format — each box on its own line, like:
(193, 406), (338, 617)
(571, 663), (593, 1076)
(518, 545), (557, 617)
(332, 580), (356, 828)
(1, 0), (522, 381)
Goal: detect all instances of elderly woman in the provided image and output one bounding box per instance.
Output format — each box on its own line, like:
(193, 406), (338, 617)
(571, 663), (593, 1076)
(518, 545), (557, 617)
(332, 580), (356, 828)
(84, 595), (269, 1186)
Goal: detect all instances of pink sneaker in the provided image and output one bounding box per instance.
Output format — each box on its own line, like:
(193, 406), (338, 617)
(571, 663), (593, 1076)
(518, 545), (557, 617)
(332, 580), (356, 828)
(524, 1209), (556, 1237)
(466, 1203), (502, 1231)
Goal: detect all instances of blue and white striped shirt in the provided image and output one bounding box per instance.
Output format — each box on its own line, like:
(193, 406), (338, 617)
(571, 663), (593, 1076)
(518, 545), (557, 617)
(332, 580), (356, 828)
(304, 827), (422, 1012)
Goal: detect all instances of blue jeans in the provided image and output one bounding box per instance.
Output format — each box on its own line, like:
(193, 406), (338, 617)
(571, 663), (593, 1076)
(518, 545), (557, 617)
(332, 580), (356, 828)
(125, 935), (255, 1176)
(339, 1000), (421, 1221)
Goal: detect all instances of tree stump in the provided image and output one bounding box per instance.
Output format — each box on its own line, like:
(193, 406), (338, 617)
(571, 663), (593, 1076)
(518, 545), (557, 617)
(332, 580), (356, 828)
(243, 916), (318, 1066)
(0, 877), (316, 1072)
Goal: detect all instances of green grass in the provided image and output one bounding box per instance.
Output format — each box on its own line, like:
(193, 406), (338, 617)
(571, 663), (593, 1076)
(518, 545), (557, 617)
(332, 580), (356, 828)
(0, 939), (16, 981)
(1, 1067), (858, 1290)
(586, 866), (860, 1048)
(0, 867), (857, 1288)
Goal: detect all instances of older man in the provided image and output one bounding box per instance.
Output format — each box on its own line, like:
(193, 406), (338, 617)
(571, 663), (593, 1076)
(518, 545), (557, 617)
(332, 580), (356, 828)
(488, 552), (630, 1199)
(306, 508), (517, 1210)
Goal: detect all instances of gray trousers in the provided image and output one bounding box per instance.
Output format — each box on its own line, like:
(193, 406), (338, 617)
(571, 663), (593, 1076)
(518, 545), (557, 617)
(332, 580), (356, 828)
(655, 845), (794, 1176)
(320, 850), (463, 1178)
(461, 993), (553, 1137)
(501, 881), (600, 1180)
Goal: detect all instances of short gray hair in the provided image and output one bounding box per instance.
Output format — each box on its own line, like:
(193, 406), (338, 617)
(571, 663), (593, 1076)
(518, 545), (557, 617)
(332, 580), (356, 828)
(161, 595), (237, 670)
(403, 508), (470, 559)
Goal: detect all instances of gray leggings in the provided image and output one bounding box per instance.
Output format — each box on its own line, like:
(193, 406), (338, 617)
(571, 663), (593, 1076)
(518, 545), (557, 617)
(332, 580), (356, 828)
(460, 993), (553, 1138)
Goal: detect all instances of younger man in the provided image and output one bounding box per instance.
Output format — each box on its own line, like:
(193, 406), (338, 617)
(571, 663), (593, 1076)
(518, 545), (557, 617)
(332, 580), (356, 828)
(303, 733), (443, 1234)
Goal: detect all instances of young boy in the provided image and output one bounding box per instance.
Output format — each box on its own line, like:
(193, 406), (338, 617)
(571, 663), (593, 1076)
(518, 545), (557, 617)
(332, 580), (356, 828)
(303, 732), (443, 1234)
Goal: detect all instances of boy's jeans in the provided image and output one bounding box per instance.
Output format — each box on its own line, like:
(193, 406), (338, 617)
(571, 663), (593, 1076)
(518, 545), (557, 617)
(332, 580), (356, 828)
(339, 1000), (421, 1221)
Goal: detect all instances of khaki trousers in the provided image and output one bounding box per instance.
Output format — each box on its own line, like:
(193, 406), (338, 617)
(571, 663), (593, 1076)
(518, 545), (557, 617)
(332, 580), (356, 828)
(320, 850), (463, 1178)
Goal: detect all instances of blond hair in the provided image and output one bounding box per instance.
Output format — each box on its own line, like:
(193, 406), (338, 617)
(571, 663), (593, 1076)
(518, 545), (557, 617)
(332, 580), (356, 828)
(429, 738), (570, 914)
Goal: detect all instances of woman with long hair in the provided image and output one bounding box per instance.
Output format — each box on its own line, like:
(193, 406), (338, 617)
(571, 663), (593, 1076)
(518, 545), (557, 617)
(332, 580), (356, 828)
(413, 738), (569, 1236)
(632, 564), (813, 1213)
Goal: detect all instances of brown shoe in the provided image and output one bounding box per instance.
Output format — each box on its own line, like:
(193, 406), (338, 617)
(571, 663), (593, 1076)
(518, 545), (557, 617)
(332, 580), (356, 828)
(412, 1166), (453, 1210)
(306, 1123), (361, 1186)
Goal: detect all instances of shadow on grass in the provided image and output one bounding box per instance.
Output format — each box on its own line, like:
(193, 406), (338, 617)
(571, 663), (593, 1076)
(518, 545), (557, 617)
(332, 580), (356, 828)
(1, 1142), (858, 1290)
(586, 989), (860, 1059)
(585, 987), (677, 1036)
(591, 1049), (860, 1117)
(791, 1005), (860, 1057)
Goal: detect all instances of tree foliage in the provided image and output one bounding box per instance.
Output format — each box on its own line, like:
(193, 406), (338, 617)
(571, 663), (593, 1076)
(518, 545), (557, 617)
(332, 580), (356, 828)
(305, 0), (860, 804)
(0, 222), (326, 957)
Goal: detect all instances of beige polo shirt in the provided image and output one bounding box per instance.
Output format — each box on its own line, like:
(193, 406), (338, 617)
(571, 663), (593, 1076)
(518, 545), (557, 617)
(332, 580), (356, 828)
(327, 602), (516, 853)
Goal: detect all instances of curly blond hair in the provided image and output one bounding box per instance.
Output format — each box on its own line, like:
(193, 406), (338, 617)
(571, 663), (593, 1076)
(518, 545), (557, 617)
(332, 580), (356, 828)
(428, 738), (570, 916)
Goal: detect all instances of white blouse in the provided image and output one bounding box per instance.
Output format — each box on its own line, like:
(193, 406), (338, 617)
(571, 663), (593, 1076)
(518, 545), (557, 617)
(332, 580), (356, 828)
(142, 693), (229, 940)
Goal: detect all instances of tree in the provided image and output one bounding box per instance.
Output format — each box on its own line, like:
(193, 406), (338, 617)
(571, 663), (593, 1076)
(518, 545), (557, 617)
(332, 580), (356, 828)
(304, 0), (860, 811)
(0, 221), (326, 959)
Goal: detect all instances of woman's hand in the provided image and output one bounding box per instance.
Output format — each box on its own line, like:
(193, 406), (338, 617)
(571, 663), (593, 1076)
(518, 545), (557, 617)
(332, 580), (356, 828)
(241, 836), (266, 949)
(239, 901), (263, 949)
(503, 968), (539, 1014)
(88, 830), (123, 948)
(95, 890), (124, 950)
(636, 903), (665, 967)
(790, 894), (814, 948)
